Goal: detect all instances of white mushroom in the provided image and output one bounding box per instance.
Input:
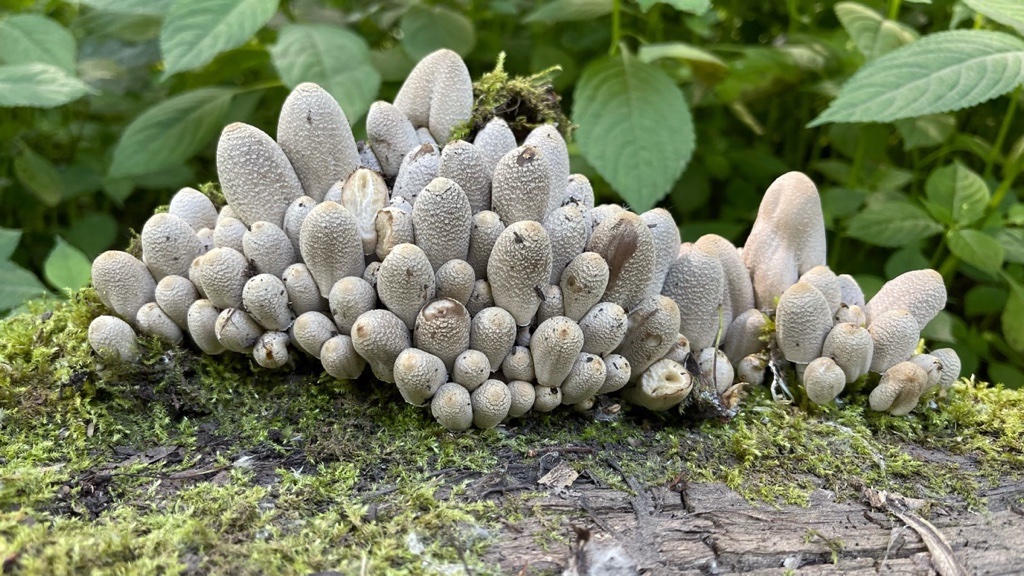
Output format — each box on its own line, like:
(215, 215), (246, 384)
(88, 315), (139, 363)
(253, 331), (291, 369)
(488, 221), (553, 325)
(141, 213), (203, 280)
(469, 306), (517, 372)
(531, 316), (585, 387)
(412, 177), (473, 269)
(136, 302), (183, 344)
(328, 276), (377, 335)
(187, 299), (226, 355)
(214, 308), (264, 353)
(242, 274), (294, 331)
(471, 379), (512, 429)
(393, 348), (447, 406)
(621, 359), (693, 411)
(291, 311), (338, 359)
(320, 335), (366, 380)
(216, 122), (304, 227)
(431, 382), (474, 432)
(350, 309), (411, 383)
(154, 275), (198, 330)
(168, 187), (217, 231)
(242, 221), (295, 277)
(413, 298), (471, 372)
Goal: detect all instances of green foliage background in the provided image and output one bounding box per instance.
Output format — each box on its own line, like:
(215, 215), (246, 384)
(1, 0), (1023, 387)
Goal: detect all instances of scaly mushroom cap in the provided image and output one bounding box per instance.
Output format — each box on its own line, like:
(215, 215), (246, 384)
(467, 210), (505, 278)
(837, 274), (866, 308)
(216, 122), (303, 227)
(507, 380), (536, 417)
(141, 212), (203, 280)
(186, 299), (226, 355)
(431, 382), (474, 432)
(417, 126), (437, 147)
(357, 140), (382, 172)
(869, 361), (930, 415)
(597, 354), (631, 394)
(328, 276), (377, 335)
(578, 302), (628, 356)
(736, 354), (767, 386)
(214, 308), (263, 353)
(88, 315), (139, 363)
(662, 333), (691, 364)
(213, 216), (247, 253)
(282, 263), (325, 314)
(565, 174), (595, 210)
(393, 348), (448, 406)
(392, 143), (440, 204)
(377, 243), (436, 329)
(217, 205), (236, 225)
(491, 145), (552, 224)
(561, 353), (607, 405)
(283, 196), (318, 255)
(242, 274), (294, 331)
(488, 220), (553, 325)
(697, 347), (734, 394)
(337, 168), (389, 255)
(642, 209), (683, 299)
(531, 316), (585, 387)
(469, 306), (517, 372)
(365, 101), (419, 177)
(799, 266), (842, 316)
(930, 348), (961, 389)
(722, 309), (767, 365)
(524, 124), (570, 213)
(909, 353), (943, 390)
(466, 279), (494, 316)
(299, 201), (365, 297)
(438, 140), (491, 213)
(531, 384), (562, 412)
(868, 309), (920, 373)
(196, 227), (213, 253)
(413, 298), (471, 372)
(561, 252), (610, 322)
(544, 204), (589, 285)
(276, 82), (359, 201)
(320, 334), (366, 380)
(154, 275), (198, 330)
(473, 116), (517, 176)
(822, 322), (873, 383)
(835, 304), (867, 327)
(471, 379), (512, 429)
(363, 261), (381, 289)
(397, 49), (473, 144)
(453, 349), (491, 391)
(803, 357), (846, 405)
(663, 249), (726, 351)
(586, 211), (656, 311)
(374, 206), (416, 261)
(412, 177), (473, 269)
(198, 247), (250, 310)
(614, 295), (681, 379)
(865, 269), (946, 330)
(291, 311), (338, 359)
(435, 259), (475, 306)
(775, 281), (833, 364)
(253, 331), (291, 369)
(693, 234), (755, 324)
(350, 309), (411, 383)
(168, 187), (217, 231)
(242, 221), (295, 277)
(536, 285), (565, 324)
(502, 345), (536, 382)
(622, 359), (693, 411)
(742, 172), (827, 308)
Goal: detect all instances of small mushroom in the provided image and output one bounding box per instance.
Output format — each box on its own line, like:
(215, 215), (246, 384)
(187, 299), (226, 355)
(697, 347), (734, 394)
(822, 322), (873, 383)
(392, 143), (440, 204)
(365, 101), (419, 177)
(320, 334), (366, 380)
(473, 116), (517, 176)
(564, 174), (595, 210)
(216, 122), (303, 227)
(693, 234), (755, 326)
(168, 187), (217, 231)
(358, 140), (383, 172)
(722, 309), (768, 364)
(253, 331), (291, 369)
(507, 380), (536, 418)
(282, 263), (326, 314)
(586, 211), (656, 311)
(377, 243), (436, 329)
(561, 353), (607, 405)
(431, 382), (474, 432)
(154, 275), (198, 330)
(803, 356), (846, 405)
(141, 213), (203, 280)
(524, 124), (570, 213)
(869, 361), (930, 415)
(435, 259), (475, 306)
(412, 177), (473, 269)
(137, 302), (183, 344)
(214, 308), (263, 353)
(798, 266), (842, 316)
(242, 221), (295, 277)
(835, 304), (867, 327)
(930, 348), (961, 389)
(291, 311), (338, 359)
(438, 140), (491, 213)
(597, 354), (632, 394)
(536, 285), (564, 324)
(909, 353), (943, 390)
(578, 302), (628, 356)
(414, 298), (471, 372)
(467, 210), (505, 279)
(88, 315), (139, 363)
(868, 309), (920, 373)
(501, 346), (535, 382)
(213, 216), (247, 253)
(531, 316), (585, 387)
(466, 279), (494, 317)
(453, 349), (491, 391)
(242, 274), (294, 331)
(491, 145), (552, 224)
(417, 126), (438, 147)
(662, 249), (726, 351)
(642, 209), (683, 299)
(532, 384), (562, 412)
(837, 274), (866, 308)
(621, 359), (693, 411)
(374, 205), (416, 261)
(471, 379), (512, 429)
(393, 348), (448, 406)
(199, 247), (251, 310)
(614, 295), (680, 378)
(217, 205), (236, 225)
(736, 353), (767, 386)
(328, 276), (377, 335)
(560, 252), (610, 322)
(865, 269), (947, 330)
(544, 204), (589, 285)
(469, 306), (517, 372)
(283, 196), (318, 255)
(488, 220), (553, 325)
(351, 309), (411, 383)
(775, 282), (833, 364)
(300, 202), (365, 297)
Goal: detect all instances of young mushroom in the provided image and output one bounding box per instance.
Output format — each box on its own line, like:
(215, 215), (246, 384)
(822, 322), (873, 383)
(168, 187), (217, 231)
(216, 122), (303, 227)
(88, 315), (140, 363)
(282, 263), (326, 314)
(242, 221), (295, 278)
(471, 379), (512, 429)
(320, 335), (366, 380)
(560, 252), (610, 322)
(365, 101), (419, 177)
(641, 208), (683, 299)
(501, 346), (536, 383)
(253, 331), (291, 369)
(242, 274), (294, 331)
(214, 308), (264, 353)
(507, 380), (536, 418)
(154, 275), (198, 330)
(392, 143), (440, 204)
(473, 116), (517, 176)
(141, 213), (204, 280)
(531, 316), (585, 387)
(597, 354), (632, 394)
(488, 221), (553, 325)
(490, 145), (552, 224)
(803, 356), (846, 405)
(470, 306), (517, 371)
(328, 276), (377, 335)
(453, 349), (491, 391)
(291, 311), (338, 359)
(613, 295), (680, 378)
(438, 140), (491, 213)
(869, 361), (930, 415)
(213, 216), (247, 253)
(377, 243), (436, 329)
(865, 269), (947, 329)
(543, 203), (588, 284)
(431, 382), (474, 432)
(198, 247), (251, 310)
(393, 348), (448, 406)
(413, 298), (471, 372)
(467, 210), (505, 279)
(187, 299), (226, 355)
(532, 385), (562, 412)
(586, 211), (656, 311)
(775, 281), (833, 364)
(662, 249), (726, 351)
(578, 302), (628, 356)
(868, 309), (920, 373)
(560, 353), (606, 405)
(435, 259), (475, 306)
(412, 177), (473, 269)
(299, 202), (365, 297)
(350, 309), (411, 383)
(136, 302), (183, 344)
(621, 359), (693, 411)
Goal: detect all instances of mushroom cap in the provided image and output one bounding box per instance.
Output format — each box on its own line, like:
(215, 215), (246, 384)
(722, 309), (767, 364)
(412, 177), (473, 269)
(564, 174), (595, 210)
(869, 361), (930, 415)
(88, 315), (139, 363)
(242, 274), (294, 331)
(283, 196), (318, 255)
(693, 234), (754, 322)
(392, 49), (472, 144)
(338, 168), (389, 256)
(561, 353), (607, 405)
(487, 220), (553, 326)
(803, 356), (846, 405)
(531, 384), (562, 412)
(473, 116), (517, 176)
(501, 346), (535, 382)
(491, 145), (552, 225)
(431, 382), (474, 432)
(186, 299), (226, 355)
(614, 295), (681, 378)
(465, 279), (494, 317)
(328, 276), (377, 335)
(623, 358), (693, 411)
(374, 205), (416, 261)
(168, 187), (217, 231)
(299, 202), (365, 297)
(835, 304), (867, 327)
(469, 306), (517, 372)
(216, 122), (303, 227)
(435, 259), (476, 306)
(213, 216), (247, 253)
(578, 302), (628, 356)
(643, 208), (683, 299)
(775, 281), (833, 364)
(136, 302), (183, 344)
(467, 210), (505, 279)
(586, 211), (656, 311)
(524, 124), (570, 213)
(531, 316), (585, 387)
(351, 309), (411, 383)
(865, 269), (946, 330)
(253, 331), (291, 369)
(413, 298), (471, 373)
(282, 263), (325, 315)
(543, 204), (589, 285)
(799, 266), (842, 316)
(365, 100), (419, 177)
(438, 140), (491, 213)
(292, 311), (339, 359)
(930, 348), (961, 389)
(320, 334), (366, 380)
(214, 308), (263, 353)
(453, 349), (491, 391)
(909, 353), (943, 390)
(198, 247), (251, 310)
(154, 275), (198, 330)
(822, 322), (873, 383)
(662, 248), (726, 351)
(868, 309), (920, 373)
(507, 380), (536, 418)
(561, 252), (610, 322)
(242, 221), (295, 278)
(736, 354), (767, 386)
(697, 347), (734, 394)
(661, 333), (691, 364)
(376, 243), (436, 330)
(392, 143), (440, 204)
(471, 379), (512, 429)
(393, 348), (448, 406)
(358, 140), (383, 172)
(536, 284), (565, 324)
(837, 274), (866, 308)
(597, 353), (632, 394)
(141, 212), (204, 280)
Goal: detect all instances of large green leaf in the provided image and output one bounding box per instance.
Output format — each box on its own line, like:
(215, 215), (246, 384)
(1002, 273), (1024, 352)
(965, 0), (1024, 36)
(14, 144), (65, 207)
(0, 227), (20, 260)
(844, 199), (944, 247)
(400, 5), (475, 60)
(0, 63), (93, 108)
(834, 2), (918, 59)
(523, 0), (612, 23)
(0, 261), (48, 311)
(572, 51), (694, 212)
(924, 162), (990, 227)
(0, 14), (76, 73)
(637, 0), (710, 14)
(947, 229), (1004, 273)
(269, 24), (380, 122)
(995, 228), (1024, 263)
(109, 88), (236, 179)
(160, 0), (278, 78)
(44, 237), (92, 292)
(894, 114), (956, 150)
(809, 30), (1024, 126)
(79, 0), (172, 15)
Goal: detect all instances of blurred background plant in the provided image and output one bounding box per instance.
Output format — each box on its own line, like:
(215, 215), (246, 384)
(1, 0), (1022, 386)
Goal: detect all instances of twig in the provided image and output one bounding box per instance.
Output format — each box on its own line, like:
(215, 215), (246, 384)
(481, 484), (534, 498)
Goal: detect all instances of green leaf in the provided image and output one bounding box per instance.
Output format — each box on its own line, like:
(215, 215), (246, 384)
(0, 261), (49, 311)
(995, 228), (1024, 263)
(1002, 274), (1024, 352)
(43, 237), (92, 292)
(269, 24), (380, 122)
(809, 30), (1024, 126)
(572, 51), (695, 212)
(924, 162), (991, 227)
(14, 144), (65, 207)
(964, 0), (1024, 36)
(0, 227), (20, 260)
(400, 5), (475, 60)
(160, 0), (278, 78)
(894, 114), (956, 150)
(637, 0), (710, 15)
(523, 0), (612, 23)
(78, 0), (172, 15)
(637, 42), (729, 84)
(844, 200), (943, 247)
(0, 14), (77, 73)
(0, 63), (93, 108)
(947, 229), (1005, 273)
(63, 213), (118, 259)
(965, 284), (1008, 316)
(834, 2), (918, 60)
(109, 88), (236, 179)
(884, 245), (929, 279)
(988, 362), (1024, 389)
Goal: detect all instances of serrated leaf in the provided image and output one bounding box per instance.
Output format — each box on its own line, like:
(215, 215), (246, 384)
(400, 5), (475, 60)
(1002, 274), (1024, 352)
(269, 24), (380, 122)
(572, 51), (694, 212)
(160, 0), (278, 78)
(0, 14), (77, 73)
(809, 30), (1024, 127)
(947, 229), (1004, 272)
(78, 0), (172, 15)
(637, 42), (728, 84)
(894, 114), (956, 150)
(0, 260), (49, 311)
(523, 0), (612, 23)
(637, 0), (710, 14)
(44, 236), (92, 292)
(0, 63), (93, 108)
(109, 87), (236, 179)
(14, 144), (65, 207)
(0, 227), (20, 260)
(964, 0), (1024, 36)
(845, 200), (943, 247)
(995, 227), (1024, 263)
(924, 162), (991, 227)
(834, 2), (918, 59)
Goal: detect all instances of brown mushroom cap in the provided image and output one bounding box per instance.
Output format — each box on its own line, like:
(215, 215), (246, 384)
(622, 359), (693, 411)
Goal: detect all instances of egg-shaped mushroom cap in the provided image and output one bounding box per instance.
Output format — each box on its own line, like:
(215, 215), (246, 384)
(543, 203), (589, 285)
(561, 353), (607, 405)
(299, 201), (365, 297)
(775, 281), (833, 364)
(722, 309), (768, 364)
(213, 216), (247, 253)
(506, 380), (536, 418)
(586, 211), (656, 311)
(414, 298), (471, 373)
(930, 348), (961, 390)
(320, 334), (366, 380)
(614, 295), (680, 378)
(392, 143), (440, 205)
(697, 347), (734, 394)
(466, 279), (494, 317)
(377, 243), (436, 329)
(141, 212), (204, 281)
(837, 274), (866, 308)
(623, 358), (693, 411)
(393, 348), (448, 406)
(536, 285), (565, 324)
(154, 275), (198, 330)
(292, 311), (339, 359)
(798, 266), (842, 315)
(501, 345), (535, 383)
(471, 379), (512, 429)
(435, 259), (476, 306)
(282, 263), (325, 315)
(467, 210), (505, 279)
(351, 309), (411, 384)
(662, 248), (725, 351)
(693, 234), (755, 322)
(216, 122), (303, 227)
(531, 316), (585, 387)
(365, 100), (419, 178)
(578, 302), (628, 356)
(187, 299), (226, 355)
(137, 302), (183, 344)
(438, 140), (491, 214)
(168, 187), (217, 231)
(253, 331), (291, 369)
(597, 354), (632, 394)
(868, 309), (920, 374)
(822, 322), (873, 384)
(487, 220), (553, 326)
(88, 315), (139, 363)
(328, 276), (377, 336)
(243, 221), (295, 278)
(469, 306), (517, 372)
(242, 274), (294, 332)
(642, 208), (683, 299)
(560, 252), (610, 322)
(199, 247), (251, 310)
(803, 356), (846, 405)
(525, 124), (571, 214)
(431, 382), (474, 432)
(393, 49), (473, 144)
(453, 349), (491, 391)
(531, 384), (562, 413)
(412, 177), (473, 270)
(214, 308), (263, 354)
(491, 145), (553, 225)
(283, 196), (318, 255)
(865, 269), (946, 330)
(473, 116), (517, 176)
(736, 354), (767, 386)
(869, 361), (930, 415)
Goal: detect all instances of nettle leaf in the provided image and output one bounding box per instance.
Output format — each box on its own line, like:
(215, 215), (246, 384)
(0, 63), (93, 108)
(44, 237), (92, 292)
(270, 24), (380, 122)
(400, 5), (475, 60)
(894, 114), (956, 150)
(995, 228), (1024, 263)
(637, 42), (729, 84)
(523, 0), (612, 23)
(0, 227), (21, 260)
(637, 0), (710, 15)
(0, 261), (48, 311)
(160, 0), (278, 78)
(947, 229), (1004, 273)
(924, 162), (990, 227)
(573, 50), (695, 212)
(109, 88), (236, 179)
(834, 2), (918, 60)
(809, 30), (1024, 126)
(844, 199), (943, 247)
(0, 14), (77, 73)
(964, 0), (1024, 36)
(14, 144), (65, 207)
(1002, 274), (1024, 352)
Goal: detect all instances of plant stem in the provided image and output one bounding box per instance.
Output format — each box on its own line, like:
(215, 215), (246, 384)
(985, 85), (1021, 179)
(887, 0), (902, 19)
(610, 0), (622, 55)
(786, 0), (799, 34)
(938, 252), (959, 281)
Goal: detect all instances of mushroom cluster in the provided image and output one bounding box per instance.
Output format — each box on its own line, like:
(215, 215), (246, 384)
(86, 49), (960, 431)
